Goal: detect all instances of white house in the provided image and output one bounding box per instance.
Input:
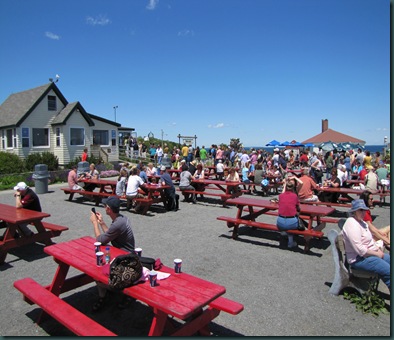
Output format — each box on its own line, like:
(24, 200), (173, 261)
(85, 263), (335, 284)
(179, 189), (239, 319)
(0, 83), (126, 165)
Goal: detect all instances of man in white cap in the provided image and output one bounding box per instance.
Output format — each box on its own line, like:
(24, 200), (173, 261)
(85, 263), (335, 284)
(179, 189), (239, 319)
(13, 182), (42, 237)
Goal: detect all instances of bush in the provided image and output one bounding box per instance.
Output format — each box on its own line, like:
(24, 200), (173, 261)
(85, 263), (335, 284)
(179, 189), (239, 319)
(41, 151), (59, 171)
(24, 152), (59, 171)
(0, 151), (25, 174)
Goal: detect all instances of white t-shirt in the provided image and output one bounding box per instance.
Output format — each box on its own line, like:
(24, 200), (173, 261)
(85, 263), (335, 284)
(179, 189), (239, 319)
(126, 175), (144, 196)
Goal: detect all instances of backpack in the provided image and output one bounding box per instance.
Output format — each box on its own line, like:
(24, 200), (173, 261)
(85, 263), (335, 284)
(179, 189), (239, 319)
(108, 253), (143, 290)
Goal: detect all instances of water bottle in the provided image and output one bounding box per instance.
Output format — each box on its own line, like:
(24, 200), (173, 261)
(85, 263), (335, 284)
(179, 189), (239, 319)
(105, 246), (110, 264)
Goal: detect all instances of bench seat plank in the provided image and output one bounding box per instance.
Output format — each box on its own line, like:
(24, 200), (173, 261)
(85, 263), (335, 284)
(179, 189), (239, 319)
(209, 296), (244, 315)
(14, 278), (116, 336)
(217, 215), (324, 238)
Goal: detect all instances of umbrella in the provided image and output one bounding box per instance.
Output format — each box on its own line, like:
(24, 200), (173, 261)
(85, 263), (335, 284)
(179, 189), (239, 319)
(304, 143), (314, 147)
(265, 140), (281, 146)
(319, 141), (338, 151)
(280, 141), (290, 146)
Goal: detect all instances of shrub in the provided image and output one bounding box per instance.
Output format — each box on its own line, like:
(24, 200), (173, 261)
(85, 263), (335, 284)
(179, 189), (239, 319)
(0, 151), (25, 174)
(24, 153), (43, 171)
(24, 152), (59, 171)
(40, 151), (59, 171)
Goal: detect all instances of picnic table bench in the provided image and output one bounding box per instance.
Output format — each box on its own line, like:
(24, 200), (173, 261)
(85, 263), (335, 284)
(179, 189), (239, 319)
(14, 236), (243, 336)
(14, 278), (116, 336)
(0, 203), (68, 264)
(179, 179), (242, 207)
(60, 186), (158, 215)
(217, 197), (334, 252)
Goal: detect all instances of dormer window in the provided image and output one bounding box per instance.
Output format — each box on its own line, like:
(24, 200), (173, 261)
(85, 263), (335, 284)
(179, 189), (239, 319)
(48, 95), (57, 111)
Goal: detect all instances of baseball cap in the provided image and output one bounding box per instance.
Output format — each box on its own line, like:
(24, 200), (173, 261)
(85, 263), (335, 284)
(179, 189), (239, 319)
(14, 182), (28, 191)
(102, 196), (121, 210)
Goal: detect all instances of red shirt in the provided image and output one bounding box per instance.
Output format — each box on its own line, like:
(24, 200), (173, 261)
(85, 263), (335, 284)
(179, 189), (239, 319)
(299, 154), (309, 164)
(278, 191), (299, 217)
(363, 209), (372, 223)
(359, 168), (367, 180)
(81, 152), (88, 162)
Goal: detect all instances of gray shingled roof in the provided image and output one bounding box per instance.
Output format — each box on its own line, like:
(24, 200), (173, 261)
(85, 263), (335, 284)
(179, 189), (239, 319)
(0, 83), (67, 128)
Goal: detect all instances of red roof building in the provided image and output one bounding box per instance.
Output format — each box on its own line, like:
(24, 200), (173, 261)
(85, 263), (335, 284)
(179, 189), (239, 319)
(302, 119), (365, 145)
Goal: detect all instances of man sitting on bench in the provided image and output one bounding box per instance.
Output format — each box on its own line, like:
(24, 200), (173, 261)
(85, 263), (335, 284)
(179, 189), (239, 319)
(67, 165), (84, 190)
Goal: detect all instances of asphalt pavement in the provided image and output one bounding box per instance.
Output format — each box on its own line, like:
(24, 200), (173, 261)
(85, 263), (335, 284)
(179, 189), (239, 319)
(0, 181), (390, 336)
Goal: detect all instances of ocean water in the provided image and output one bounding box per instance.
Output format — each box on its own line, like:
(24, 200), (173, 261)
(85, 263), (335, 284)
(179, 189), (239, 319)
(245, 145), (386, 153)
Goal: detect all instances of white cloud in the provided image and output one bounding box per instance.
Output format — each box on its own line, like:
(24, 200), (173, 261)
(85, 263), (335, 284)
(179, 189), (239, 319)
(146, 0), (159, 10)
(208, 123), (225, 129)
(86, 15), (111, 26)
(45, 31), (60, 40)
(178, 29), (195, 37)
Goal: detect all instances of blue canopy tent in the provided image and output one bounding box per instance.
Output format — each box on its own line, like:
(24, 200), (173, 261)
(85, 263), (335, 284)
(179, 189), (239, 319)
(280, 141), (290, 146)
(265, 140), (281, 146)
(304, 143), (314, 147)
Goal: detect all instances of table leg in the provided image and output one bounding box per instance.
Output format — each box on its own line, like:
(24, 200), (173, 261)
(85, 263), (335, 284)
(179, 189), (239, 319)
(31, 221), (55, 246)
(37, 261), (70, 324)
(148, 309), (168, 336)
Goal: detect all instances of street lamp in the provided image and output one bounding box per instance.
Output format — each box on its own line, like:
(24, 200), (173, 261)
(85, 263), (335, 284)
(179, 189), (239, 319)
(113, 105), (118, 122)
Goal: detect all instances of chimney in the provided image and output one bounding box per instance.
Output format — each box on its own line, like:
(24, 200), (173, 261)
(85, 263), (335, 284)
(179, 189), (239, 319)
(322, 119), (328, 132)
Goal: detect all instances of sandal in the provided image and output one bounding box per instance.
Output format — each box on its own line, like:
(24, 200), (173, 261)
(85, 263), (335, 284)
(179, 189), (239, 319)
(92, 297), (106, 312)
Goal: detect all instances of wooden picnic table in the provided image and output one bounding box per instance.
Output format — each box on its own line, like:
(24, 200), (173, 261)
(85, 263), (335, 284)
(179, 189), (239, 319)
(0, 203), (68, 264)
(218, 197), (334, 252)
(80, 178), (117, 194)
(181, 179), (242, 206)
(138, 183), (170, 214)
(14, 236), (243, 336)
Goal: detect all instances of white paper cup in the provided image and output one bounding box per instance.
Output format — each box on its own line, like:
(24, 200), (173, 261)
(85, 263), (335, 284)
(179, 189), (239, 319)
(96, 251), (104, 266)
(174, 258), (182, 273)
(134, 247), (142, 257)
(94, 242), (101, 253)
(149, 270), (158, 287)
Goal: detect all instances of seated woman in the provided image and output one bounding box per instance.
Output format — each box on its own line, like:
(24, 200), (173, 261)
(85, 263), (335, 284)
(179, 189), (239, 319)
(225, 167), (241, 195)
(276, 180), (299, 249)
(179, 164), (196, 203)
(83, 163), (99, 192)
(115, 169), (128, 197)
(318, 168), (341, 203)
(342, 199), (390, 290)
(193, 163), (206, 195)
(359, 191), (390, 251)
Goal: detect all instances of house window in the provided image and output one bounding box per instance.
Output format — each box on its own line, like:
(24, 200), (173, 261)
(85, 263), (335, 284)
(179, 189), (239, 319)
(6, 128), (14, 148)
(70, 127), (85, 146)
(55, 128), (61, 147)
(22, 127), (29, 148)
(111, 130), (116, 146)
(93, 130), (109, 146)
(32, 128), (49, 147)
(48, 95), (57, 111)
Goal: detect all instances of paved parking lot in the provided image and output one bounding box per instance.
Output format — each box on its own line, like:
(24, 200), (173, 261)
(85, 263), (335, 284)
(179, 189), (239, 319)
(0, 181), (390, 336)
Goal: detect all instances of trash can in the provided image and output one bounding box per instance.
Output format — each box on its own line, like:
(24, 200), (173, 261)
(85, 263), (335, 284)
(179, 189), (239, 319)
(32, 164), (49, 194)
(77, 161), (90, 177)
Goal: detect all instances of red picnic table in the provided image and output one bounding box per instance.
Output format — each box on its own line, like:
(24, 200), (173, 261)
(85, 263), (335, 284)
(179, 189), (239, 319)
(14, 236), (243, 336)
(217, 197), (334, 252)
(0, 203), (68, 264)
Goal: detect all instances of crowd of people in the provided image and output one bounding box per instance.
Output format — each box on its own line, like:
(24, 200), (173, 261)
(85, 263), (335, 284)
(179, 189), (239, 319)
(60, 142), (392, 297)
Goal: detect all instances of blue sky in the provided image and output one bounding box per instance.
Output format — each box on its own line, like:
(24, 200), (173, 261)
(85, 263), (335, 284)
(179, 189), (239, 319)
(0, 0), (390, 147)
